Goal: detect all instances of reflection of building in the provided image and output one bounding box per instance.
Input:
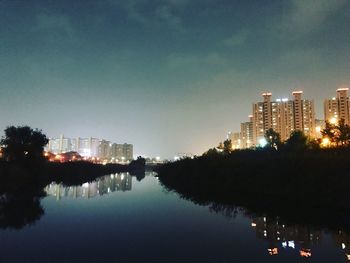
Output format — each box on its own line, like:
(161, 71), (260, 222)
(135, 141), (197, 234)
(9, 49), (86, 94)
(252, 91), (316, 145)
(251, 215), (322, 258)
(45, 173), (132, 200)
(324, 87), (350, 125)
(332, 230), (350, 261)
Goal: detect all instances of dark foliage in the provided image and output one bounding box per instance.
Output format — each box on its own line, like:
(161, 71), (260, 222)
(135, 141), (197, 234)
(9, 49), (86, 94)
(1, 126), (48, 163)
(156, 147), (350, 230)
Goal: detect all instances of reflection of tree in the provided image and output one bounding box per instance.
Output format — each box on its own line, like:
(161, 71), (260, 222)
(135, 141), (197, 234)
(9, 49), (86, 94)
(0, 192), (45, 229)
(0, 169), (46, 230)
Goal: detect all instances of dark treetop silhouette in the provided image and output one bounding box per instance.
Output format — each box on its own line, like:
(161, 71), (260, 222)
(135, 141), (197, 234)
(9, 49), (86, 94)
(1, 126), (48, 162)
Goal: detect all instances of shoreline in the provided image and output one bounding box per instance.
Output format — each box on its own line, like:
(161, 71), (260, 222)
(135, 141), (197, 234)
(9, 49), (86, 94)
(156, 148), (350, 230)
(0, 159), (146, 187)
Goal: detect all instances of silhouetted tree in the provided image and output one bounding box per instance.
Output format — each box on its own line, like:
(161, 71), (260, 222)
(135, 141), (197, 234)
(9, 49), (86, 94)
(285, 130), (308, 151)
(203, 148), (219, 156)
(217, 142), (224, 151)
(336, 119), (350, 145)
(321, 121), (337, 145)
(264, 128), (281, 150)
(0, 126), (48, 162)
(223, 139), (232, 154)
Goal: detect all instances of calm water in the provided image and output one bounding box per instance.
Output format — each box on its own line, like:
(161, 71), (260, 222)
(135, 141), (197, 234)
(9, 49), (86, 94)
(0, 172), (349, 263)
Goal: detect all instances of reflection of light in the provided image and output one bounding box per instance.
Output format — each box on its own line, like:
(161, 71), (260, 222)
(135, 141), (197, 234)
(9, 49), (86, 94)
(82, 183), (89, 188)
(288, 241), (295, 249)
(121, 174), (125, 180)
(300, 249), (312, 257)
(251, 222), (256, 227)
(268, 248), (278, 255)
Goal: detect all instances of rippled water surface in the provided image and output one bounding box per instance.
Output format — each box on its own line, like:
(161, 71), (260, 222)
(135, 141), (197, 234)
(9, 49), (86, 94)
(0, 172), (349, 263)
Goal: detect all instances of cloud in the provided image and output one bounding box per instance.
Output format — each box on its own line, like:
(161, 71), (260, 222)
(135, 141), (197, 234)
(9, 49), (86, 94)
(117, 0), (149, 24)
(108, 0), (186, 30)
(222, 30), (249, 47)
(281, 0), (347, 35)
(33, 13), (76, 42)
(166, 52), (229, 68)
(155, 5), (183, 30)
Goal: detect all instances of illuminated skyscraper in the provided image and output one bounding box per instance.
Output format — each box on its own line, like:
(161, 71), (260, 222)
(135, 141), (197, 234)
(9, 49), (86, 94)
(252, 91), (315, 145)
(46, 135), (71, 154)
(98, 140), (111, 159)
(229, 132), (242, 150)
(240, 115), (253, 148)
(324, 87), (350, 125)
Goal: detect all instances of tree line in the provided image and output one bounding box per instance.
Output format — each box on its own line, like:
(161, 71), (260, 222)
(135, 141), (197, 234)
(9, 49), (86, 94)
(211, 118), (350, 155)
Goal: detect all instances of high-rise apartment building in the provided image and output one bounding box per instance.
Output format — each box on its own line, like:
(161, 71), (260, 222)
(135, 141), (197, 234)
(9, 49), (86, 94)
(71, 137), (100, 157)
(46, 137), (133, 161)
(46, 135), (71, 154)
(324, 87), (350, 125)
(109, 143), (134, 161)
(122, 143), (133, 160)
(98, 140), (111, 159)
(240, 115), (253, 148)
(252, 91), (315, 145)
(229, 132), (242, 150)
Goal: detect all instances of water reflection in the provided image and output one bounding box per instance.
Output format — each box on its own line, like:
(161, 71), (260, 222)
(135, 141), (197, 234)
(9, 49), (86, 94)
(0, 179), (46, 229)
(45, 172), (132, 200)
(249, 214), (350, 261)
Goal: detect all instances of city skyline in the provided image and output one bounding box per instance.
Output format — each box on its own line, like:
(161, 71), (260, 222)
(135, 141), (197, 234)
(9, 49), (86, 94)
(1, 0), (350, 158)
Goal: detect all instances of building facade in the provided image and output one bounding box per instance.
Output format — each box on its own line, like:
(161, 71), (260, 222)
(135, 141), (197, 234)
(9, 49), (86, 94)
(324, 87), (350, 125)
(252, 91), (316, 145)
(46, 136), (133, 161)
(240, 115), (254, 148)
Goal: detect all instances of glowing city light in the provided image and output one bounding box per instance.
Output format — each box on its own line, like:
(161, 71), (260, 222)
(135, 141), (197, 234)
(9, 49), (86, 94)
(322, 137), (330, 147)
(259, 138), (267, 147)
(330, 117), (337, 125)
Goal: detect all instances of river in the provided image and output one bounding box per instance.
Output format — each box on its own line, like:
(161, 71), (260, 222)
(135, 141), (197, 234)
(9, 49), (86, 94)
(0, 172), (349, 262)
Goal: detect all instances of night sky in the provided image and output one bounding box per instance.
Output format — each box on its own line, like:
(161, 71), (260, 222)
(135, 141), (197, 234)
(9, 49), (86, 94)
(1, 0), (350, 158)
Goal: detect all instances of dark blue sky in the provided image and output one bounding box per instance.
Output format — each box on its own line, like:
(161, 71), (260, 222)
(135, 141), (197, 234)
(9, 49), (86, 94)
(1, 0), (350, 158)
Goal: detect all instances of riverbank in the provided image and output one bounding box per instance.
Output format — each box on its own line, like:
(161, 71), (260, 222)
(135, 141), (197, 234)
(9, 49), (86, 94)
(0, 158), (145, 186)
(156, 147), (350, 229)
